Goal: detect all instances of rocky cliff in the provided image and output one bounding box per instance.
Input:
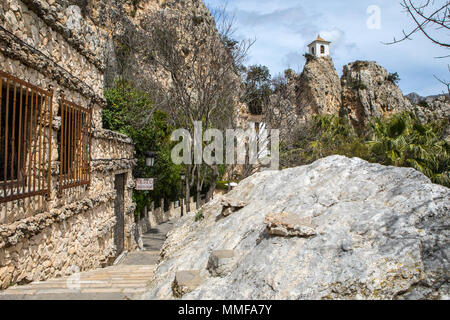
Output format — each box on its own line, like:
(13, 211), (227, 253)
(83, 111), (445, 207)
(341, 61), (412, 127)
(97, 0), (217, 90)
(142, 156), (449, 300)
(37, 0), (221, 96)
(296, 56), (342, 119)
(268, 57), (449, 130)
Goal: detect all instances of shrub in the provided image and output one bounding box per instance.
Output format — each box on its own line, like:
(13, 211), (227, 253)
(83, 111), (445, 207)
(216, 181), (230, 191)
(280, 113), (449, 187)
(303, 53), (315, 62)
(195, 210), (204, 222)
(368, 112), (449, 186)
(353, 83), (367, 90)
(418, 100), (429, 108)
(387, 72), (400, 84)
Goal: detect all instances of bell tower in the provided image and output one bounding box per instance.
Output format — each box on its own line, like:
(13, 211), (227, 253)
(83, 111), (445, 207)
(307, 35), (331, 58)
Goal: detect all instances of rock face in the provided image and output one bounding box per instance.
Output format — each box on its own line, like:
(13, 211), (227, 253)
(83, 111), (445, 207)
(267, 58), (449, 132)
(143, 156), (449, 300)
(207, 250), (236, 277)
(341, 61), (412, 127)
(172, 270), (204, 298)
(296, 56), (342, 119)
(264, 212), (316, 237)
(407, 95), (450, 124)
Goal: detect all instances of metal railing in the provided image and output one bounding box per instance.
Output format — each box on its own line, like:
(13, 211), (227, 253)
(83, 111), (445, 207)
(59, 95), (92, 196)
(0, 70), (53, 203)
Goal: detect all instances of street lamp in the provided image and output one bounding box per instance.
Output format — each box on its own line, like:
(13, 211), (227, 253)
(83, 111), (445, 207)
(145, 151), (157, 167)
(180, 171), (185, 217)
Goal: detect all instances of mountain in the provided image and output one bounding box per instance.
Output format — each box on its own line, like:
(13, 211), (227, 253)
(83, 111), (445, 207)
(406, 92), (449, 105)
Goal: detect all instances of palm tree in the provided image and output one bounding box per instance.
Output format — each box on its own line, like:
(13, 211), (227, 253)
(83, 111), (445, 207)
(367, 112), (449, 187)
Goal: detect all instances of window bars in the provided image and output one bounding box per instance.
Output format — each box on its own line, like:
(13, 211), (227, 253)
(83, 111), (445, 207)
(0, 70), (53, 203)
(58, 95), (92, 196)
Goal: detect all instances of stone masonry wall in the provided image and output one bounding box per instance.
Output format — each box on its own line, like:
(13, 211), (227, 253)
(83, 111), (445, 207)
(0, 0), (136, 289)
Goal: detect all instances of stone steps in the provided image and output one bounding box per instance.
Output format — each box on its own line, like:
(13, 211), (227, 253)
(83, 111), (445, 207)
(0, 264), (156, 299)
(0, 219), (178, 300)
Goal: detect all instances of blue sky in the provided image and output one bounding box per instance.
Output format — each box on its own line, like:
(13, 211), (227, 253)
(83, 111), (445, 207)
(204, 0), (450, 96)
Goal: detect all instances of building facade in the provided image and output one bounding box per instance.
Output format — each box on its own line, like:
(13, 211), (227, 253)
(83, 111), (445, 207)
(0, 0), (137, 289)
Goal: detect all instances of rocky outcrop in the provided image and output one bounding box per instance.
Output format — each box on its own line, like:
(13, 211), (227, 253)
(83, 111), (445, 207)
(97, 0), (219, 91)
(264, 212), (316, 237)
(142, 156), (449, 300)
(268, 58), (449, 131)
(296, 56), (342, 119)
(220, 198), (247, 217)
(341, 61), (412, 127)
(406, 94), (450, 123)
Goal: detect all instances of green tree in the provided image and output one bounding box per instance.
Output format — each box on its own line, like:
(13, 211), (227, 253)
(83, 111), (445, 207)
(387, 72), (400, 84)
(103, 80), (182, 218)
(242, 65), (273, 115)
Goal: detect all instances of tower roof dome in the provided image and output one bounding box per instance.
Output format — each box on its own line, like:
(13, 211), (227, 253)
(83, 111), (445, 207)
(308, 35), (332, 46)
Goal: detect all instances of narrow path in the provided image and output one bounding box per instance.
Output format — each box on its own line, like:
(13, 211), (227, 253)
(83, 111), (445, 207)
(0, 220), (176, 300)
(119, 220), (176, 266)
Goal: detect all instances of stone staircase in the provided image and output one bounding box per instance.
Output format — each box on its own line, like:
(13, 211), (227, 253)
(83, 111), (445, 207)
(0, 263), (155, 300)
(0, 220), (177, 300)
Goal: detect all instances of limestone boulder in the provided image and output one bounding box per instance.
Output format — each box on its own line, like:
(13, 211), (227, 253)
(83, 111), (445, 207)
(143, 156), (449, 300)
(264, 212), (316, 237)
(172, 270), (204, 298)
(220, 198), (247, 217)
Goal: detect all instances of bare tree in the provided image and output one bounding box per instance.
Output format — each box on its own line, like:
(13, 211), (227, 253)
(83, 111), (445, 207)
(386, 0), (450, 49)
(386, 1), (450, 95)
(434, 65), (450, 96)
(139, 6), (253, 211)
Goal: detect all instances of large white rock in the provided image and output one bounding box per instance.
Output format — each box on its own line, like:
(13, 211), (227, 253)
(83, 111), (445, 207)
(142, 156), (449, 300)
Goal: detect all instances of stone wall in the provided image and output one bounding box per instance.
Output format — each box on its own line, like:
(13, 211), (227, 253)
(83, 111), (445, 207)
(0, 0), (137, 289)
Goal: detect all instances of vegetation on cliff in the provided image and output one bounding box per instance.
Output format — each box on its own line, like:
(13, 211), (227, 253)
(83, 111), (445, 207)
(281, 113), (449, 187)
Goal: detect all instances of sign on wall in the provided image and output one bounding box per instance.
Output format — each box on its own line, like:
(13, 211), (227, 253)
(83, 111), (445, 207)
(135, 178), (154, 191)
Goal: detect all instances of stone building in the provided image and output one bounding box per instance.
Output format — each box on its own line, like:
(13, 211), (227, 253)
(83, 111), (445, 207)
(307, 35), (331, 58)
(0, 0), (137, 289)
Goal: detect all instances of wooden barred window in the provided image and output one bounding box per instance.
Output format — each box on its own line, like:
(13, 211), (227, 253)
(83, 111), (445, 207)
(58, 96), (92, 196)
(0, 70), (53, 204)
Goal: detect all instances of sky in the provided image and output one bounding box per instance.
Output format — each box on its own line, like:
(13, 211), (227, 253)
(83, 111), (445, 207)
(204, 0), (450, 96)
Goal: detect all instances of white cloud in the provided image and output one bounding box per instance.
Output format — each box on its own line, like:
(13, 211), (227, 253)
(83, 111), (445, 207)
(205, 0), (450, 96)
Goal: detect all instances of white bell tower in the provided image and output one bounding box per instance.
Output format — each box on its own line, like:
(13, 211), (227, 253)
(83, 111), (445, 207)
(307, 35), (331, 58)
